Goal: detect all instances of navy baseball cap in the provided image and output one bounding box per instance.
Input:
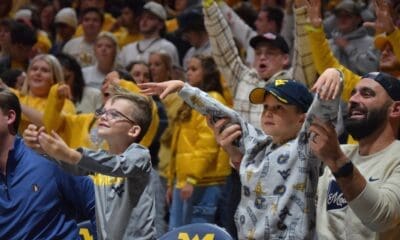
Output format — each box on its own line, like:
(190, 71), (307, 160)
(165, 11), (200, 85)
(249, 79), (313, 112)
(362, 72), (400, 101)
(177, 7), (205, 34)
(249, 32), (289, 54)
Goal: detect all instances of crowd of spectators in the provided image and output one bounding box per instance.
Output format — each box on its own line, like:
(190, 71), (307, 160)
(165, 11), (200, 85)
(0, 0), (399, 239)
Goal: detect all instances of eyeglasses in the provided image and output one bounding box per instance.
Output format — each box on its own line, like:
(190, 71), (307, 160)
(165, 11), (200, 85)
(95, 108), (136, 124)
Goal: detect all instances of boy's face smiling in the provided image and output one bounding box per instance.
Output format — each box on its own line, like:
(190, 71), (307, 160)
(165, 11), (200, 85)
(97, 98), (138, 143)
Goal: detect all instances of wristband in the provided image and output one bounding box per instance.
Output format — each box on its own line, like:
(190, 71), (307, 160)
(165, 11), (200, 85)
(332, 161), (354, 178)
(334, 68), (344, 82)
(186, 177), (197, 185)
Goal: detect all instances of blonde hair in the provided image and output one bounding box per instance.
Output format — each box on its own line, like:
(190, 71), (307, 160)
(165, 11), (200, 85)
(149, 50), (172, 80)
(21, 54), (64, 95)
(95, 31), (120, 68)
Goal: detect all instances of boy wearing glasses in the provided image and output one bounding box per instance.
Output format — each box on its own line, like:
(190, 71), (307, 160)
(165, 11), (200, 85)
(25, 92), (157, 240)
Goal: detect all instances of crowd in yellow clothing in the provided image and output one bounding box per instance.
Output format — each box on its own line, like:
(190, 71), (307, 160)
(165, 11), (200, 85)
(0, 0), (399, 239)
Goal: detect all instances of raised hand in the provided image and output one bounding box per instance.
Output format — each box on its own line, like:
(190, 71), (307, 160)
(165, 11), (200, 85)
(305, 0), (322, 28)
(38, 130), (81, 164)
(138, 80), (185, 99)
(311, 68), (343, 100)
(363, 0), (395, 34)
(57, 84), (72, 100)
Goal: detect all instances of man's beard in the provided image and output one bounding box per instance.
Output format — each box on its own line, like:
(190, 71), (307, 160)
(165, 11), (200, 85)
(344, 103), (389, 140)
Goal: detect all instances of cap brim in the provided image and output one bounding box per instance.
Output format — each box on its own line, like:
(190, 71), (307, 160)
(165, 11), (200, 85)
(374, 34), (389, 51)
(249, 88), (266, 104)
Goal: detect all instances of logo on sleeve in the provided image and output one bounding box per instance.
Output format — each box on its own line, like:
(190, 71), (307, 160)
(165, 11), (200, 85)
(368, 176), (379, 182)
(327, 180), (347, 210)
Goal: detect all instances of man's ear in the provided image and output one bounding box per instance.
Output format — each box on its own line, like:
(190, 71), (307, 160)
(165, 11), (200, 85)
(6, 110), (17, 134)
(7, 110), (16, 125)
(128, 125), (141, 139)
(283, 53), (290, 68)
(390, 101), (400, 118)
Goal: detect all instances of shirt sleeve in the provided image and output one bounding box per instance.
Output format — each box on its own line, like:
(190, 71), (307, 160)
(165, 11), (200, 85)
(178, 83), (270, 153)
(55, 167), (96, 229)
(77, 143), (152, 178)
(203, 1), (258, 94)
(348, 171), (400, 231)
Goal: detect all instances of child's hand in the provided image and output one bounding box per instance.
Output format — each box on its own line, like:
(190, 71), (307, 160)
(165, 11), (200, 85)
(23, 124), (45, 153)
(180, 183), (194, 200)
(207, 118), (243, 170)
(311, 68), (342, 100)
(38, 130), (81, 164)
(139, 80), (185, 99)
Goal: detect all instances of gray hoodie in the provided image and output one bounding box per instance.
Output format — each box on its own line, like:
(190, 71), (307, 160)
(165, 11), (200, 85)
(76, 143), (156, 240)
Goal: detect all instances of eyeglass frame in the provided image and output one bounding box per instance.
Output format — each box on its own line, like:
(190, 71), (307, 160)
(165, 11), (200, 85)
(95, 108), (137, 125)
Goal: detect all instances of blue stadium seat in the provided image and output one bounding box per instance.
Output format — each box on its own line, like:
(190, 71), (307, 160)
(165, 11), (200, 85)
(159, 223), (233, 240)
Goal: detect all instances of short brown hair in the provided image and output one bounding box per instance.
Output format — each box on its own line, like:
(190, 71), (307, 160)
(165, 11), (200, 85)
(109, 87), (152, 142)
(0, 88), (21, 134)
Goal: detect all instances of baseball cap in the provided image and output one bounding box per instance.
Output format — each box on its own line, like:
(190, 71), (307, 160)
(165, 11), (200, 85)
(374, 33), (391, 51)
(14, 9), (32, 21)
(55, 8), (78, 29)
(143, 1), (167, 21)
(177, 7), (205, 34)
(333, 0), (362, 16)
(249, 79), (313, 112)
(362, 72), (400, 101)
(249, 32), (289, 54)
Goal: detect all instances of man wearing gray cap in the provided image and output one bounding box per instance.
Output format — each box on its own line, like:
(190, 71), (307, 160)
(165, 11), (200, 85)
(328, 0), (379, 75)
(312, 72), (400, 239)
(118, 1), (180, 68)
(51, 8), (78, 55)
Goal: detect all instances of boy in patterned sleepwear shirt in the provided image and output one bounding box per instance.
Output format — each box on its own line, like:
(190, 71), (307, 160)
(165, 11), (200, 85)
(139, 68), (344, 239)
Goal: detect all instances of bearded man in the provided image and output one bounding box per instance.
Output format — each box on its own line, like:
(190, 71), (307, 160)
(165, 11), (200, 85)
(309, 72), (400, 239)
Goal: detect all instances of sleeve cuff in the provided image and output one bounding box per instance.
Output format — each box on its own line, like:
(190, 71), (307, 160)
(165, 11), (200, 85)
(186, 177), (198, 185)
(304, 25), (323, 33)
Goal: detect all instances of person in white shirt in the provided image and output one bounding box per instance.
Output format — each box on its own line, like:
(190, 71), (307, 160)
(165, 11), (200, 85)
(82, 32), (118, 89)
(311, 72), (400, 239)
(117, 2), (180, 68)
(62, 7), (102, 67)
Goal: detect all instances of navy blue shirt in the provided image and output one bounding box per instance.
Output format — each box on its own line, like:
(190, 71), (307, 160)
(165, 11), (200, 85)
(0, 137), (95, 239)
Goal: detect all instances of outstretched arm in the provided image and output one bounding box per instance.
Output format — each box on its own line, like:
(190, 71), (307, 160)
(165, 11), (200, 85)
(38, 130), (82, 164)
(21, 104), (43, 127)
(43, 84), (70, 133)
(139, 80), (185, 99)
(38, 130), (152, 178)
(203, 0), (257, 93)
